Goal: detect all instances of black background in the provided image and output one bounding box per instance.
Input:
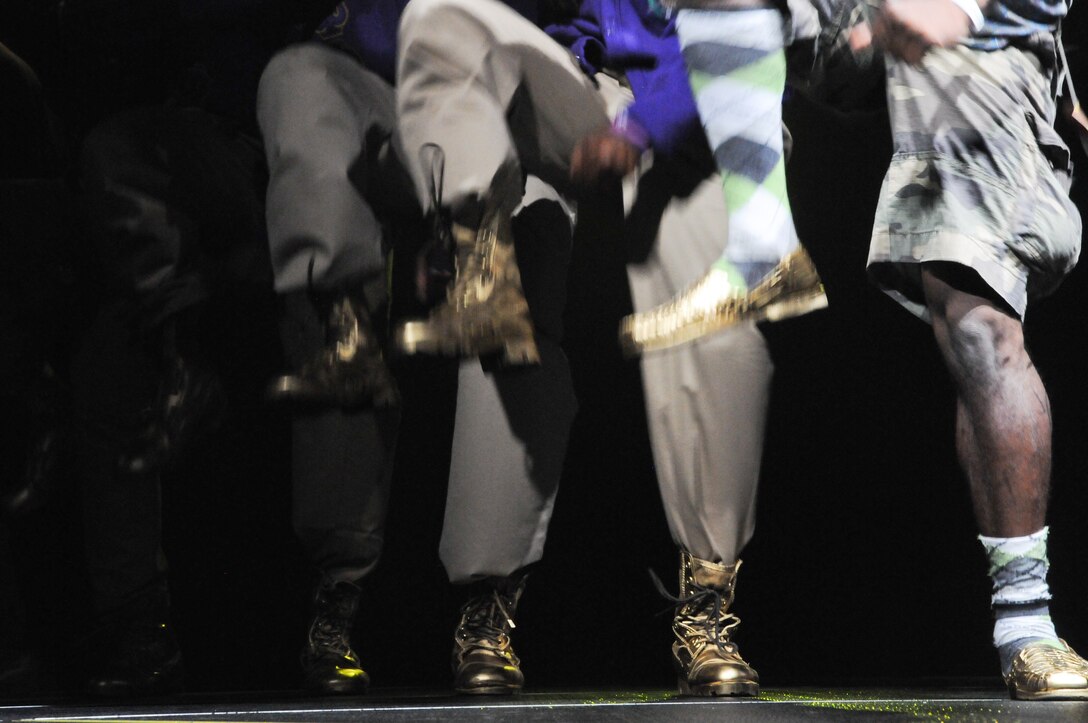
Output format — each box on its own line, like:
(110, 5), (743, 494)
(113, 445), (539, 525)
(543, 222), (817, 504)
(3, 1), (1088, 697)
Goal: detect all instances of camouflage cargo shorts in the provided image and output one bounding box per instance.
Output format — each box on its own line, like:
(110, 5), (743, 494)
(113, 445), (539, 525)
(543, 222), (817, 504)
(868, 44), (1082, 320)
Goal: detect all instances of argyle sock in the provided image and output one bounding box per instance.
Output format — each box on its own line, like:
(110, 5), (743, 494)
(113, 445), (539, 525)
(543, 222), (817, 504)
(675, 8), (798, 289)
(979, 527), (1062, 675)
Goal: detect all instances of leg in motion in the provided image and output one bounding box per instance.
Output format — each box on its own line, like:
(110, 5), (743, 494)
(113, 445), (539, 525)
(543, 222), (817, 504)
(393, 159), (541, 365)
(258, 41), (406, 693)
(259, 43), (401, 410)
(619, 6), (826, 355)
(393, 0), (605, 363)
(437, 185), (579, 694)
(922, 267), (1088, 700)
(867, 37), (1083, 699)
(627, 161), (772, 698)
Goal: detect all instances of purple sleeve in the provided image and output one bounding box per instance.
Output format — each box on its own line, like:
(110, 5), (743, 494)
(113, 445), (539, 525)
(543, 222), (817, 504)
(545, 16), (606, 76)
(623, 49), (701, 157)
(550, 0), (703, 157)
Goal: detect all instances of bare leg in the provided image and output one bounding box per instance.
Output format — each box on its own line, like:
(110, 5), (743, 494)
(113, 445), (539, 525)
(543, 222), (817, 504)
(920, 265), (1088, 699)
(920, 265), (1049, 537)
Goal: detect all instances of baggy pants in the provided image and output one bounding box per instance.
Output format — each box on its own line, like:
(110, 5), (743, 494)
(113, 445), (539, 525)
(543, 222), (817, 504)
(258, 43), (401, 582)
(258, 37), (583, 584)
(626, 183), (773, 564)
(604, 74), (774, 565)
(439, 178), (579, 583)
(397, 0), (604, 582)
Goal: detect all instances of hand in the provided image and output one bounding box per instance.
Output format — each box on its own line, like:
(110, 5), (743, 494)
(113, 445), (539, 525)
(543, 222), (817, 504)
(849, 21), (874, 53)
(871, 0), (974, 64)
(570, 127), (641, 191)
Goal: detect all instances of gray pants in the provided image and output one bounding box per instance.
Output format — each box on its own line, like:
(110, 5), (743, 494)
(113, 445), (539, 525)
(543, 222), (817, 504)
(257, 43), (402, 582)
(626, 180), (773, 564)
(399, 0), (769, 574)
(396, 0), (600, 582)
(258, 42), (399, 295)
(442, 156), (773, 576)
(440, 178), (579, 583)
(396, 0), (608, 208)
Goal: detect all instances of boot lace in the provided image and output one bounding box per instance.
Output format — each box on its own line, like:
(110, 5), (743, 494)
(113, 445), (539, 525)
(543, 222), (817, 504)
(418, 143), (455, 305)
(309, 617), (351, 657)
(1015, 642), (1088, 679)
(456, 589), (517, 655)
(307, 589), (357, 659)
(650, 569), (739, 654)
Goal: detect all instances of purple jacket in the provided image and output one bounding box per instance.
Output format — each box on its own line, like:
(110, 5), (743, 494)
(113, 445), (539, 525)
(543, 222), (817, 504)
(546, 0), (701, 158)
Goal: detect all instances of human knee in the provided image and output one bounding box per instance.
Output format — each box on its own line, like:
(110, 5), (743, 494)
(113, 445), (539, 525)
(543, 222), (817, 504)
(258, 43), (338, 111)
(262, 43), (335, 83)
(922, 265), (1021, 364)
(938, 304), (1026, 385)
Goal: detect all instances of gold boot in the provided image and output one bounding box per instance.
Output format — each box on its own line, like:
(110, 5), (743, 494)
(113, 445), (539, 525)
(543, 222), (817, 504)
(1005, 640), (1088, 700)
(670, 552), (759, 697)
(619, 246), (827, 356)
(269, 292), (399, 410)
(394, 206), (540, 366)
(452, 573), (527, 695)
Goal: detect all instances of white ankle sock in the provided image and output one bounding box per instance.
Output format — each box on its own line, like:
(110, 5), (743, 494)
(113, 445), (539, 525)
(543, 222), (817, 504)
(979, 528), (1061, 673)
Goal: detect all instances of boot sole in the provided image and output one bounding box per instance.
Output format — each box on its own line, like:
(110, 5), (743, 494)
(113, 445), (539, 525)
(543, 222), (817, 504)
(1009, 685), (1088, 700)
(394, 321), (540, 365)
(759, 287), (829, 324)
(306, 678), (371, 696)
(266, 376), (399, 411)
(455, 684), (523, 695)
(620, 287), (828, 357)
(677, 678), (759, 697)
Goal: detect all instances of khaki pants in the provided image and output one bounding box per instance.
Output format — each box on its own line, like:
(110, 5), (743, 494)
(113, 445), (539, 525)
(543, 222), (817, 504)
(603, 76), (773, 564)
(396, 0), (597, 582)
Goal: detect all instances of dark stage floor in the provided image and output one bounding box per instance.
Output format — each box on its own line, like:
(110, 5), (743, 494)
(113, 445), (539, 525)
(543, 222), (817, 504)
(5, 687), (1088, 722)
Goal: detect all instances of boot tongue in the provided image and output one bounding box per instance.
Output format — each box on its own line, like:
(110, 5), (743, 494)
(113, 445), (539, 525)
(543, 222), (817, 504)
(323, 581), (361, 619)
(690, 558), (735, 589)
